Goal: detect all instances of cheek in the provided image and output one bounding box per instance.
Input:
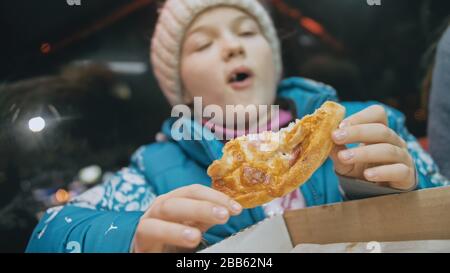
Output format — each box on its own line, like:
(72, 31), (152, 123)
(181, 52), (224, 101)
(247, 40), (278, 103)
(254, 41), (276, 79)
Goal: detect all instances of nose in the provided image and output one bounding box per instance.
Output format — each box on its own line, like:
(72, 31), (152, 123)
(221, 33), (245, 62)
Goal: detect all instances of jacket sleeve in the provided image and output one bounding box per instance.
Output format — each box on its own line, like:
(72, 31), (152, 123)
(384, 106), (450, 189)
(26, 146), (156, 253)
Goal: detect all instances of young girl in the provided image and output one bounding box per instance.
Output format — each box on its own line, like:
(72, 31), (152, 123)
(27, 0), (448, 253)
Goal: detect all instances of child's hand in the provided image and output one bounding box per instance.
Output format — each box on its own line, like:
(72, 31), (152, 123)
(132, 184), (242, 253)
(330, 105), (416, 190)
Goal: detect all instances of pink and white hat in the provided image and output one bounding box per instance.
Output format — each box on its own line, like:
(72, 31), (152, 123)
(150, 0), (283, 105)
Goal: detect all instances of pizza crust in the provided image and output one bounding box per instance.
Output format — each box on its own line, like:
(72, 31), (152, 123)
(207, 101), (346, 208)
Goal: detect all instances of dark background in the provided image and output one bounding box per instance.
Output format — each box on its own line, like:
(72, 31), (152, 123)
(0, 0), (449, 252)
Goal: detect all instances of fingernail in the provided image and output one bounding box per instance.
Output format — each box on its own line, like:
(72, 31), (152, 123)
(213, 206), (229, 220)
(182, 229), (199, 242)
(339, 120), (350, 129)
(230, 201), (242, 213)
(340, 150), (354, 161)
(365, 170), (376, 179)
(333, 130), (347, 141)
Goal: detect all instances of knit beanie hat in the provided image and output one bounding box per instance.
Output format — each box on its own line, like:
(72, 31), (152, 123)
(151, 0), (283, 105)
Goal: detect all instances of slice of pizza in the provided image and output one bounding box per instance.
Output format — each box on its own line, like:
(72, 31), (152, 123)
(207, 101), (346, 208)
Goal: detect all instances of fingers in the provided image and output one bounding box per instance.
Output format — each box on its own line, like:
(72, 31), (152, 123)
(339, 105), (388, 128)
(337, 143), (412, 166)
(331, 105), (415, 189)
(164, 184), (242, 216)
(330, 144), (355, 176)
(134, 218), (202, 252)
(333, 123), (406, 148)
(363, 163), (416, 190)
(135, 184), (243, 253)
(152, 197), (231, 225)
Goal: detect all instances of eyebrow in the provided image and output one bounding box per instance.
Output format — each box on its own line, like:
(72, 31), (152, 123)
(185, 25), (212, 39)
(185, 14), (254, 38)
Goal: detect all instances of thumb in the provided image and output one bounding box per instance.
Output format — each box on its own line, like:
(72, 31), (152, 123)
(329, 144), (354, 176)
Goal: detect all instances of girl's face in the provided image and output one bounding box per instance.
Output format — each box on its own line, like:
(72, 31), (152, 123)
(180, 6), (278, 125)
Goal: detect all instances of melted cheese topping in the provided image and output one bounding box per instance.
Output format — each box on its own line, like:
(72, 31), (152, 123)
(236, 120), (302, 175)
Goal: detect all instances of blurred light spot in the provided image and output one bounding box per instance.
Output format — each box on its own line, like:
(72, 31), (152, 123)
(79, 165), (102, 185)
(300, 17), (324, 35)
(72, 60), (147, 75)
(113, 84), (132, 100)
(55, 189), (70, 204)
(40, 43), (51, 54)
(108, 62), (147, 74)
(28, 116), (46, 132)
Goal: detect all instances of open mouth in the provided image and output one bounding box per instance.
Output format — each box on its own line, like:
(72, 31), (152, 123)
(229, 72), (251, 83)
(227, 67), (254, 90)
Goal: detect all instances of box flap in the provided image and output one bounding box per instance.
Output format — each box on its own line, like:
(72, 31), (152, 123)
(291, 240), (450, 253)
(200, 215), (293, 253)
(284, 186), (450, 245)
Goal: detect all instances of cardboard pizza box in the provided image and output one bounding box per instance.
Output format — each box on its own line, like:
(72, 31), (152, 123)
(290, 240), (450, 253)
(201, 186), (450, 253)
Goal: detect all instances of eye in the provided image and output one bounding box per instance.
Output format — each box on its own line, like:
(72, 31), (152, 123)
(196, 41), (212, 51)
(239, 30), (256, 37)
(186, 34), (212, 53)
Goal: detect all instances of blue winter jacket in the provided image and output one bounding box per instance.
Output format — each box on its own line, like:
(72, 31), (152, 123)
(26, 77), (449, 253)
